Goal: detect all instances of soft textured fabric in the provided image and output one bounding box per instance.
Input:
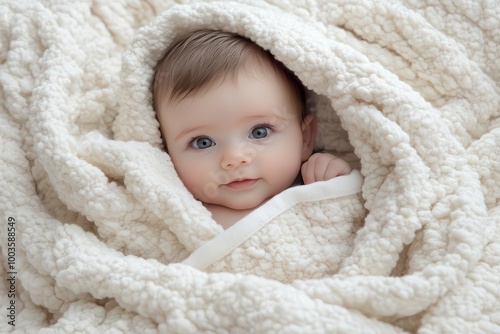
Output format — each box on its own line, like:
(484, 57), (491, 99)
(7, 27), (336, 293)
(0, 0), (499, 333)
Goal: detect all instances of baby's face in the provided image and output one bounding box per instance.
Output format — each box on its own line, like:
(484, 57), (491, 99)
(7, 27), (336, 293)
(157, 68), (309, 211)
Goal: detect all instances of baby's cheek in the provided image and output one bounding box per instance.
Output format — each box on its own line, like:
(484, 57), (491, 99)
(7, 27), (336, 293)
(173, 157), (204, 191)
(261, 145), (301, 182)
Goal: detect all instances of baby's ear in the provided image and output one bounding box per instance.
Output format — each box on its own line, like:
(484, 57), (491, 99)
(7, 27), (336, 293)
(301, 114), (317, 161)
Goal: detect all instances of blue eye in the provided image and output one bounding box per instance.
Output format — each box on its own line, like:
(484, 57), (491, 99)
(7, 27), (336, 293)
(190, 137), (215, 149)
(250, 125), (272, 139)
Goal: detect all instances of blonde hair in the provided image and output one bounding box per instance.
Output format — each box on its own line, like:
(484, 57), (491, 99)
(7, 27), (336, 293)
(151, 29), (307, 121)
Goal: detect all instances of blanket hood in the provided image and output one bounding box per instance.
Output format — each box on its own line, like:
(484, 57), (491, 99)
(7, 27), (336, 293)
(113, 2), (354, 151)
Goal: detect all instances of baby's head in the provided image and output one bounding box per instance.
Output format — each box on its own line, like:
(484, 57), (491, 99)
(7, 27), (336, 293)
(152, 30), (316, 211)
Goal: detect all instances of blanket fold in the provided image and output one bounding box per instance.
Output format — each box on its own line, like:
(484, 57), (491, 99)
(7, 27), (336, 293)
(1, 0), (499, 333)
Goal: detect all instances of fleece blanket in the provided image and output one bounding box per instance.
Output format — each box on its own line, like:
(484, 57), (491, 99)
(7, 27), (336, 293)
(1, 0), (499, 332)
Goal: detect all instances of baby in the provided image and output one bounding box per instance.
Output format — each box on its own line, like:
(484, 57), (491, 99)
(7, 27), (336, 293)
(152, 30), (351, 229)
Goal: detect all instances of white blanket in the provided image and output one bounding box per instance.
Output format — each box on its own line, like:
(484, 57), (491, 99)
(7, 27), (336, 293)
(1, 0), (499, 333)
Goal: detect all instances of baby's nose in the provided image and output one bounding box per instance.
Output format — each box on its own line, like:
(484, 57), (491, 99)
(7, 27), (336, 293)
(221, 143), (254, 169)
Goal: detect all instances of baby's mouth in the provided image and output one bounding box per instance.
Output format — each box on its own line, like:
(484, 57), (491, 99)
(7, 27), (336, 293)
(225, 178), (258, 190)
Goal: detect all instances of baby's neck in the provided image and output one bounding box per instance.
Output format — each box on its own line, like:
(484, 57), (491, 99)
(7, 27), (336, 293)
(203, 202), (265, 229)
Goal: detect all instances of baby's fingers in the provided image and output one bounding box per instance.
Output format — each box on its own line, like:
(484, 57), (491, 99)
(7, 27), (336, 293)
(301, 153), (328, 184)
(324, 159), (352, 179)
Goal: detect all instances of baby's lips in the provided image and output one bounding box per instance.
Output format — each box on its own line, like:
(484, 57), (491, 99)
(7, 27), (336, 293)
(225, 178), (258, 190)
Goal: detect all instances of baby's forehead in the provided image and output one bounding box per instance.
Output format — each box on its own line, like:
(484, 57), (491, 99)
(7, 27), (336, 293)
(164, 69), (297, 114)
(158, 63), (298, 111)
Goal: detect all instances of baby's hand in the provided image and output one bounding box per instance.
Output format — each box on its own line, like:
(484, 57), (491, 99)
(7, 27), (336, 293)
(301, 153), (352, 185)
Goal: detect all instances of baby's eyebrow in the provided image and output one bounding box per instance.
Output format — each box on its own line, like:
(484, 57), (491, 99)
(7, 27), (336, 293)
(175, 125), (213, 140)
(241, 115), (272, 121)
(242, 110), (292, 122)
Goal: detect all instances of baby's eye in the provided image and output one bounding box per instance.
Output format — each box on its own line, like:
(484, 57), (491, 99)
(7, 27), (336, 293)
(190, 137), (215, 149)
(250, 125), (272, 139)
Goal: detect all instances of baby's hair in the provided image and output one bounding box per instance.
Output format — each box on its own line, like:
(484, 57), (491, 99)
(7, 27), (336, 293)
(151, 29), (307, 121)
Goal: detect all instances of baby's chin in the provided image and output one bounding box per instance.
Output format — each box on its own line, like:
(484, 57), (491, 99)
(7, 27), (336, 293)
(204, 196), (272, 211)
